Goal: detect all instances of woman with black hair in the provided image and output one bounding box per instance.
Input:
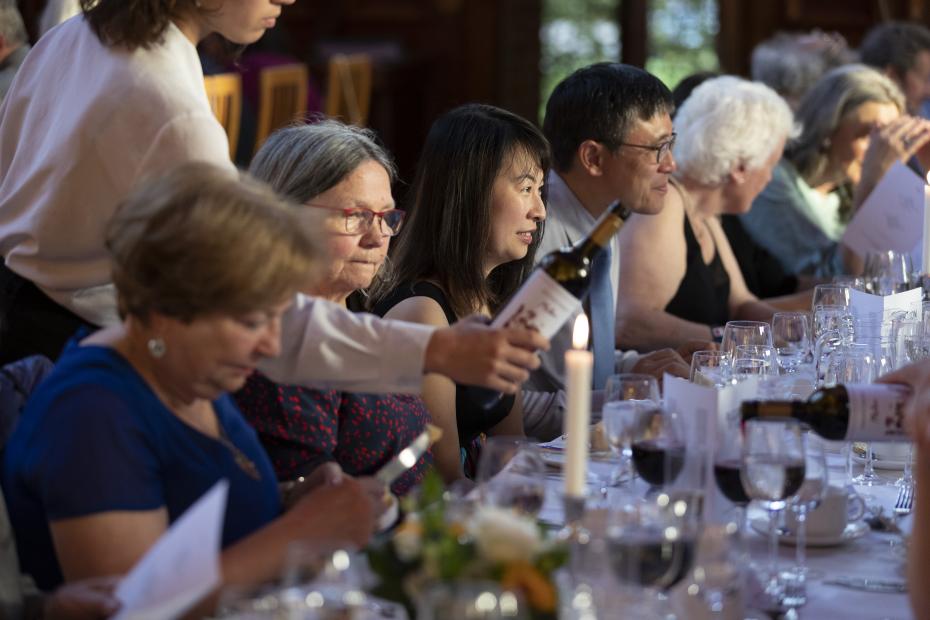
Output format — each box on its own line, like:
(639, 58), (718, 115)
(371, 103), (549, 481)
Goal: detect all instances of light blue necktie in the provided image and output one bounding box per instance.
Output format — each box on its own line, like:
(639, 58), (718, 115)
(589, 246), (615, 390)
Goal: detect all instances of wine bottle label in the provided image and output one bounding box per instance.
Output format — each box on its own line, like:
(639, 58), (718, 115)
(845, 384), (910, 441)
(491, 270), (583, 339)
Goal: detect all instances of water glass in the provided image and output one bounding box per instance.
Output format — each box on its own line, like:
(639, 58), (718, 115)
(772, 312), (811, 374)
(741, 419), (805, 603)
(811, 284), (850, 312)
(721, 321), (772, 360)
(689, 350), (731, 387)
(603, 374), (661, 491)
(476, 437), (546, 517)
(733, 345), (778, 376)
(782, 433), (828, 609)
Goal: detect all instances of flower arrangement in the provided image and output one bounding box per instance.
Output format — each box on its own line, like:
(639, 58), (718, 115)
(366, 471), (567, 619)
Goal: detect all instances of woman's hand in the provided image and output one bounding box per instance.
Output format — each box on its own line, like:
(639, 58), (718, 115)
(877, 359), (930, 447)
(44, 576), (121, 620)
(284, 475), (376, 548)
(857, 116), (930, 207)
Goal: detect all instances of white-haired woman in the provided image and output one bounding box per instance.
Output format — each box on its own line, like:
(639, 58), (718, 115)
(616, 76), (796, 351)
(742, 64), (930, 277)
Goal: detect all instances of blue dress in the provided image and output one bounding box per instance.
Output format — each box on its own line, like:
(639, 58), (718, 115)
(1, 343), (280, 590)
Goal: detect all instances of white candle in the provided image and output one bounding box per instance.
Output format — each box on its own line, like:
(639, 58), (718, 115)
(922, 177), (930, 275)
(564, 314), (592, 498)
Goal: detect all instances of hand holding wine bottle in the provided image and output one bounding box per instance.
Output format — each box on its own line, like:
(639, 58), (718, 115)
(878, 358), (930, 448)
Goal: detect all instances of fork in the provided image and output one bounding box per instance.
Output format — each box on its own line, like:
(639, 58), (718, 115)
(894, 484), (915, 516)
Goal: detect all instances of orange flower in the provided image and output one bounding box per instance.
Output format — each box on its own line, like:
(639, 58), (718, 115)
(500, 561), (557, 612)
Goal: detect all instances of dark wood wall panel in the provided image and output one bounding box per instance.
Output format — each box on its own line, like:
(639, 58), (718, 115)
(718, 0), (930, 76)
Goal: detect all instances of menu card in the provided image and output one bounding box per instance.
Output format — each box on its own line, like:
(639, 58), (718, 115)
(114, 480), (228, 620)
(663, 375), (761, 522)
(848, 287), (923, 340)
(841, 162), (925, 257)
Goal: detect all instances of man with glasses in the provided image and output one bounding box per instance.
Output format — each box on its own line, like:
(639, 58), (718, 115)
(523, 62), (700, 440)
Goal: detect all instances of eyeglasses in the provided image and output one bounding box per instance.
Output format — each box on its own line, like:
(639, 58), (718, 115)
(304, 203), (405, 236)
(617, 133), (677, 165)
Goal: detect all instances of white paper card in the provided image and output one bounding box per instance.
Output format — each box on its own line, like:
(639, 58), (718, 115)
(841, 162), (925, 257)
(114, 480), (228, 620)
(848, 287), (923, 340)
(663, 375), (761, 522)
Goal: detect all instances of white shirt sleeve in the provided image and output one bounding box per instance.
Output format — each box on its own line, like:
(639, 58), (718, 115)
(258, 294), (436, 394)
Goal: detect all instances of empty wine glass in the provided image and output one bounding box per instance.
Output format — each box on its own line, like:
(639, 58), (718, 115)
(721, 321), (772, 360)
(864, 250), (913, 295)
(811, 284), (851, 312)
(691, 521), (745, 616)
(772, 312), (811, 374)
(733, 345), (778, 376)
(782, 432), (828, 609)
(741, 418), (805, 603)
(602, 400), (643, 492)
(476, 437), (546, 517)
(690, 350), (731, 387)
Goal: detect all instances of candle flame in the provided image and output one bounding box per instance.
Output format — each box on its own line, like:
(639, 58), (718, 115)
(926, 171), (930, 184)
(572, 314), (589, 350)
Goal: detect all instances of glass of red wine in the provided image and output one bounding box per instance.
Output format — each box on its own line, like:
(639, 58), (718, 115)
(607, 493), (699, 615)
(740, 418), (805, 603)
(629, 406), (686, 492)
(713, 411), (751, 531)
(476, 436), (546, 518)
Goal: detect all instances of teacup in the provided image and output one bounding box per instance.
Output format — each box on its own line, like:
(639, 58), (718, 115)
(785, 485), (866, 538)
(871, 441), (911, 463)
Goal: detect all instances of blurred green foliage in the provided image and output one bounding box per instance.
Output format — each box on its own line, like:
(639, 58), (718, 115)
(539, 0), (719, 121)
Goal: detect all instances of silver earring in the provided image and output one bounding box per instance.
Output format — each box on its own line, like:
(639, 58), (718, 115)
(147, 337), (166, 359)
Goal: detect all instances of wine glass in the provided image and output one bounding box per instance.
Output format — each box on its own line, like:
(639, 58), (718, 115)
(721, 321), (772, 360)
(690, 350), (731, 387)
(741, 418), (805, 603)
(607, 493), (699, 612)
(713, 412), (750, 533)
(602, 374), (661, 491)
(629, 406), (686, 491)
(733, 345), (778, 377)
(417, 581), (527, 620)
(772, 312), (811, 374)
(864, 250), (913, 295)
(690, 521), (745, 616)
(476, 437), (546, 517)
(602, 400), (643, 493)
(811, 284), (850, 312)
(782, 432), (828, 609)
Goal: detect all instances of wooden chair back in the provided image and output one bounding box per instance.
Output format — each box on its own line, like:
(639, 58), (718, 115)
(203, 72), (242, 159)
(325, 53), (372, 126)
(254, 63), (310, 155)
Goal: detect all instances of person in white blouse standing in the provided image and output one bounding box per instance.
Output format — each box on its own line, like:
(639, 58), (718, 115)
(0, 0), (546, 397)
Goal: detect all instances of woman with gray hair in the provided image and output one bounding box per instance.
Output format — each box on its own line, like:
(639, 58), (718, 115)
(236, 120), (432, 496)
(616, 76), (797, 350)
(742, 64), (930, 277)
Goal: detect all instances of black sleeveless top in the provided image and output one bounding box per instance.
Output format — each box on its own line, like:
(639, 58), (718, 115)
(371, 281), (515, 446)
(664, 215), (731, 327)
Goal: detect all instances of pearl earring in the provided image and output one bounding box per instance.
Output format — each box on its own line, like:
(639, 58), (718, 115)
(147, 338), (167, 359)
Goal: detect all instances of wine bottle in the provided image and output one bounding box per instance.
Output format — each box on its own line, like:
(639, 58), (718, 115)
(491, 200), (631, 336)
(741, 383), (911, 442)
(467, 201), (630, 409)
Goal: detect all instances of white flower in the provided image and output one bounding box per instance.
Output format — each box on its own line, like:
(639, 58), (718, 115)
(468, 506), (541, 564)
(392, 515), (423, 562)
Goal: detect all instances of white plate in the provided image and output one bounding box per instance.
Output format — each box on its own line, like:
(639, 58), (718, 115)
(851, 453), (908, 471)
(750, 516), (869, 547)
(539, 449), (614, 470)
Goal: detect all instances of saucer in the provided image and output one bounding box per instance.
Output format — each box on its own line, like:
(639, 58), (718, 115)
(750, 516), (869, 547)
(851, 443), (909, 471)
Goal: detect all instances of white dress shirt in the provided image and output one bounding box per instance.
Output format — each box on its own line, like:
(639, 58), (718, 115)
(0, 17), (435, 394)
(522, 171), (640, 439)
